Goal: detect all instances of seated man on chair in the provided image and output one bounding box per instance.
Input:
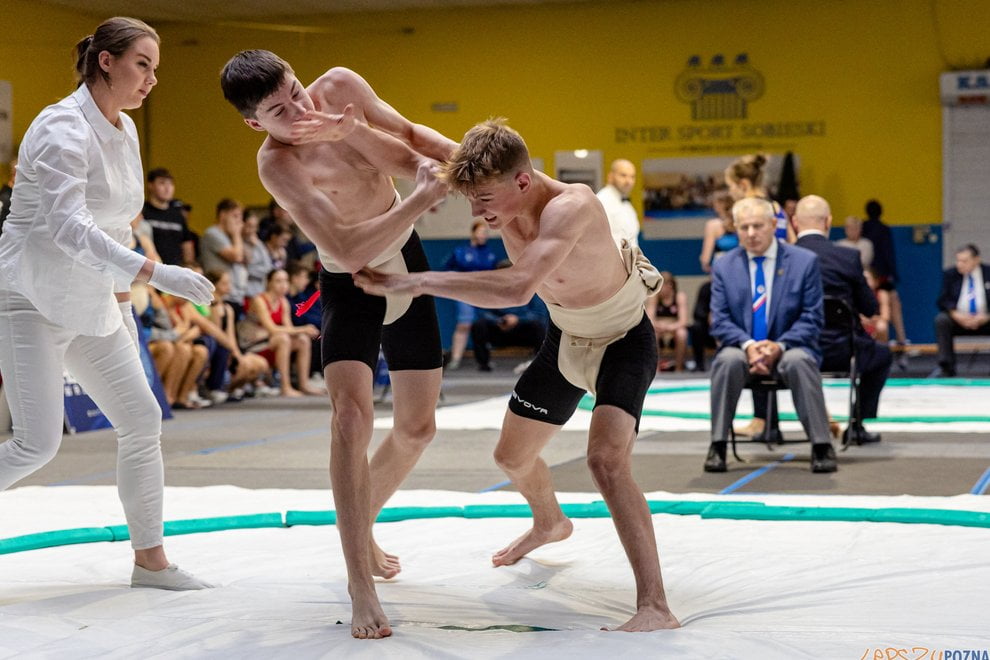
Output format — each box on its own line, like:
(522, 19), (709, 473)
(470, 287), (548, 372)
(705, 197), (838, 473)
(793, 195), (890, 443)
(933, 244), (990, 378)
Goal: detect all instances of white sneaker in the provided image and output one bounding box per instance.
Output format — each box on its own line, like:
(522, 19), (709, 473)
(207, 390), (229, 405)
(256, 384), (280, 398)
(131, 563), (215, 591)
(186, 392), (213, 409)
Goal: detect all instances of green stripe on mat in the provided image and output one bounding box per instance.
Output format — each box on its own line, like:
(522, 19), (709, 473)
(3, 501), (987, 555)
(576, 377), (990, 422)
(0, 527), (114, 554)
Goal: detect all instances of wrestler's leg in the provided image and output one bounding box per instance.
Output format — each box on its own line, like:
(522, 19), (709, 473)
(365, 367), (442, 578)
(587, 405), (679, 632)
(491, 410), (573, 566)
(326, 359), (390, 640)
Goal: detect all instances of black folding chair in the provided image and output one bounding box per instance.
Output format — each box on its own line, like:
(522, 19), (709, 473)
(821, 296), (864, 450)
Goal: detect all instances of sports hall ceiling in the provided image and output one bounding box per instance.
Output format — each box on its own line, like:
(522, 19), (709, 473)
(37, 0), (598, 23)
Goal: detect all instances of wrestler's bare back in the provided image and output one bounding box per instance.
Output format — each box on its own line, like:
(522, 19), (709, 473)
(500, 175), (628, 310)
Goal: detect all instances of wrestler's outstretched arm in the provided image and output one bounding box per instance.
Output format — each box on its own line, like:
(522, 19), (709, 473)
(355, 189), (593, 308)
(314, 67), (457, 161)
(260, 149), (447, 273)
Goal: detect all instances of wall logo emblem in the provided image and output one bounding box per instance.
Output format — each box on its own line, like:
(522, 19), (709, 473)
(675, 54), (765, 121)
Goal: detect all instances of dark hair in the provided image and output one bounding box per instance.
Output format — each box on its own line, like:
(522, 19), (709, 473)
(220, 50), (294, 118)
(265, 268), (287, 285)
(865, 199), (882, 220)
(659, 270), (678, 294)
(204, 269), (227, 285)
(75, 17), (159, 88)
(266, 224), (287, 240)
(215, 197), (242, 218)
(725, 154), (768, 188)
(286, 261), (310, 278)
(957, 243), (980, 258)
(147, 167), (172, 183)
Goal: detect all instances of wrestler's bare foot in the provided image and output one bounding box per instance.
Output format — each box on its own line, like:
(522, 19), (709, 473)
(370, 539), (401, 579)
(492, 517), (573, 567)
(349, 586), (392, 639)
(602, 604), (681, 632)
(280, 387), (304, 398)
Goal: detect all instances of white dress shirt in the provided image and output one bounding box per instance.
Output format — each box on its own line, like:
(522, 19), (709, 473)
(596, 184), (640, 249)
(0, 84), (147, 336)
(741, 238), (780, 350)
(957, 266), (987, 315)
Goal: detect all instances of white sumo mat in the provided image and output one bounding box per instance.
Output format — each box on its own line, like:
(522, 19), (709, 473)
(2, 486), (989, 658)
(394, 378), (990, 433)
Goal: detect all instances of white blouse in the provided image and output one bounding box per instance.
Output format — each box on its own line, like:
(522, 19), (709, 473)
(0, 84), (147, 336)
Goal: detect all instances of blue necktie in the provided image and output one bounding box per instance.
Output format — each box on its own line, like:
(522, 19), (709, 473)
(968, 274), (977, 314)
(752, 256), (768, 341)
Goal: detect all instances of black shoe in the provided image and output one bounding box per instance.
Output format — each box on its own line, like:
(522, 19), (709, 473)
(478, 363), (493, 372)
(704, 441), (727, 472)
(928, 366), (955, 378)
(844, 424), (881, 445)
(811, 443), (838, 473)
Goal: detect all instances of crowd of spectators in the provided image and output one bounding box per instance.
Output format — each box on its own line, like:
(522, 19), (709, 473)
(127, 168), (324, 410)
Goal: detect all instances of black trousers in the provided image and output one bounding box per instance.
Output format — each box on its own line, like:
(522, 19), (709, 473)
(935, 311), (990, 374)
(470, 319), (546, 367)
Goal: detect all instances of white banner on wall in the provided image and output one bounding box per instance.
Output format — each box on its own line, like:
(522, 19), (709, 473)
(0, 81), (11, 163)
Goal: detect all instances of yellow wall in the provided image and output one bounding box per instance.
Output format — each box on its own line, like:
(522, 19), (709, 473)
(5, 0), (990, 230)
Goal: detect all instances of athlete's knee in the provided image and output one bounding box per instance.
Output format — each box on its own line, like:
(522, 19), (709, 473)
(392, 417), (435, 451)
(586, 446), (629, 490)
(493, 442), (535, 475)
(330, 393), (374, 438)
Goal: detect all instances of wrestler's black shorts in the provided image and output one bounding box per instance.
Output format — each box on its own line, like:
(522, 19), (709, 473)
(508, 312), (657, 431)
(319, 231), (442, 374)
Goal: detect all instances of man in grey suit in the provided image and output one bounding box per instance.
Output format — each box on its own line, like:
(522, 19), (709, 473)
(704, 197), (837, 473)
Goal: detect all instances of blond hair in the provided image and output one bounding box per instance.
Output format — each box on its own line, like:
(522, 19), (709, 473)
(441, 118), (531, 193)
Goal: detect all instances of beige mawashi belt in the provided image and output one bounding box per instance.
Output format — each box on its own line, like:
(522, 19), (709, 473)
(551, 242), (662, 395)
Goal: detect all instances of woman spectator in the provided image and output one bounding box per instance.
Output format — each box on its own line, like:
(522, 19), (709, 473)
(162, 290), (212, 408)
(647, 271), (690, 372)
(243, 268), (321, 397)
(204, 270), (270, 401)
(862, 267), (891, 343)
(698, 190), (738, 272)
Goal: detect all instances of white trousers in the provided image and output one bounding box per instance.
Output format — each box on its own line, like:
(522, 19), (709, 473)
(0, 288), (164, 549)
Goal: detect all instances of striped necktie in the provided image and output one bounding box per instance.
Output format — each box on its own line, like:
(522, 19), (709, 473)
(752, 256), (768, 341)
(968, 274), (977, 314)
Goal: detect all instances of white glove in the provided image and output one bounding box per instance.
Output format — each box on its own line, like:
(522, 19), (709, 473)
(118, 301), (140, 352)
(148, 263), (215, 306)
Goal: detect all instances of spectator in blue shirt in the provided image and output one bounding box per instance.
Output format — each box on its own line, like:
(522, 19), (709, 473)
(442, 219), (498, 369)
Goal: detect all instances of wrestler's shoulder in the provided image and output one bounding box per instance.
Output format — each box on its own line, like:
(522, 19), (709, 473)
(257, 139), (305, 182)
(543, 183), (599, 219)
(310, 67), (371, 100)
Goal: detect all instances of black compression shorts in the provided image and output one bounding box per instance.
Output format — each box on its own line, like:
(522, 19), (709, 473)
(508, 313), (657, 431)
(319, 231), (442, 374)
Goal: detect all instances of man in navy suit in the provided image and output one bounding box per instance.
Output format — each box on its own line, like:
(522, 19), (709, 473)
(793, 195), (890, 444)
(934, 244), (990, 377)
(705, 197), (837, 473)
